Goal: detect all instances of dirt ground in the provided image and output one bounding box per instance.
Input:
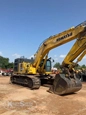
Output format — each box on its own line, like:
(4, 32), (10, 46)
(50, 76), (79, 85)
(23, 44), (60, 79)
(0, 76), (86, 115)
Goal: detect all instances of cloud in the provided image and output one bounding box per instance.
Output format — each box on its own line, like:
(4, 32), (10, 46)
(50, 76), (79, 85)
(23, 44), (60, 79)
(29, 55), (34, 59)
(12, 53), (21, 58)
(0, 51), (2, 56)
(59, 55), (66, 58)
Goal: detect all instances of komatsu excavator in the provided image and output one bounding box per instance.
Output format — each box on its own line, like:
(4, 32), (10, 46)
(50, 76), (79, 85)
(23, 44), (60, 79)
(10, 21), (86, 95)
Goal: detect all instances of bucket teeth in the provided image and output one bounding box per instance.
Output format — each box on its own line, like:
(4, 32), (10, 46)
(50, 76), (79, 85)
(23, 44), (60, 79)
(48, 74), (82, 95)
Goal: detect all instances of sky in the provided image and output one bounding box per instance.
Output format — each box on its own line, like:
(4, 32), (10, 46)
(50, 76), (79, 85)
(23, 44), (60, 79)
(0, 0), (86, 65)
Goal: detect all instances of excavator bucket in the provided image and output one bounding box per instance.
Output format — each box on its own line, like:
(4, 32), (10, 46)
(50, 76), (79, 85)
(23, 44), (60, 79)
(49, 74), (82, 95)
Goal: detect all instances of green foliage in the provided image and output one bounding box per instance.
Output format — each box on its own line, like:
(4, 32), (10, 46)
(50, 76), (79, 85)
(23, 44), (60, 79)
(75, 64), (86, 69)
(7, 62), (14, 69)
(53, 62), (61, 69)
(53, 62), (86, 69)
(0, 56), (13, 69)
(81, 64), (86, 68)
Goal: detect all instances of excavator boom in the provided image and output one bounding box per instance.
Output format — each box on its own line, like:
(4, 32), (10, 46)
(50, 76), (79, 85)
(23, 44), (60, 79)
(62, 36), (86, 67)
(33, 21), (86, 71)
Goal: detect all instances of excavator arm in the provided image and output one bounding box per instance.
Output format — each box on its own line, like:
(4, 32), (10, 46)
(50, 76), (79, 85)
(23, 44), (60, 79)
(62, 36), (86, 67)
(32, 21), (86, 74)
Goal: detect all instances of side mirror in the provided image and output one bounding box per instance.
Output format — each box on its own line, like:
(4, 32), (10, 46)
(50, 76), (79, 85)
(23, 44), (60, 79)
(53, 59), (54, 62)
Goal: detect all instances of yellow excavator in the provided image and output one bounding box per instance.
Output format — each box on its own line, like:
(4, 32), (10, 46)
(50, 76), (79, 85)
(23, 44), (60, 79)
(10, 21), (86, 95)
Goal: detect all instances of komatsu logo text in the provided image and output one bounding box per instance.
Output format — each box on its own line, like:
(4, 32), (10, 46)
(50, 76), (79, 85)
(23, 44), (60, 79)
(56, 32), (72, 42)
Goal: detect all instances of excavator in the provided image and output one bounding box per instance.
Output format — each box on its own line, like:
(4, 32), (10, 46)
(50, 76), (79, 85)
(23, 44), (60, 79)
(10, 21), (86, 95)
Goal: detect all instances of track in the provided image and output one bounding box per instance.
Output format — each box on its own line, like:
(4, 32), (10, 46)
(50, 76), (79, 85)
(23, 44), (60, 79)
(10, 74), (41, 89)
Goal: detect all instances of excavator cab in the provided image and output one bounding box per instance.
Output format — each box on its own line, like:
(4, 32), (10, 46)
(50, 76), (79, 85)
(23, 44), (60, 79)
(39, 59), (52, 72)
(45, 59), (52, 72)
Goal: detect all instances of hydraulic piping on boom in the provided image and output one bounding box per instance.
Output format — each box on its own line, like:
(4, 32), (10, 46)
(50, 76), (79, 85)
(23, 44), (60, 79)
(11, 21), (86, 95)
(76, 49), (86, 64)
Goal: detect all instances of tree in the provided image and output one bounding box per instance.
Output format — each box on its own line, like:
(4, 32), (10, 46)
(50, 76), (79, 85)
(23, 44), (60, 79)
(0, 56), (13, 69)
(81, 64), (86, 68)
(7, 62), (14, 69)
(53, 62), (61, 69)
(0, 56), (9, 68)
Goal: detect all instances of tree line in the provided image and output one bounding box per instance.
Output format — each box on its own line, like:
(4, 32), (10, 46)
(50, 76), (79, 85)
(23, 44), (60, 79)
(53, 62), (86, 69)
(0, 56), (13, 69)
